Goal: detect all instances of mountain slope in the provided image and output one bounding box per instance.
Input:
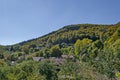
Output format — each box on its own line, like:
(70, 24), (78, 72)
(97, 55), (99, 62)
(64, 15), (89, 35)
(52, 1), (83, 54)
(3, 23), (118, 53)
(1, 22), (120, 79)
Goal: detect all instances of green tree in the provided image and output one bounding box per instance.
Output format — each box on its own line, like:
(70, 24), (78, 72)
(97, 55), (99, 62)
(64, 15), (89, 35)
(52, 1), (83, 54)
(22, 45), (29, 55)
(50, 45), (62, 57)
(110, 39), (120, 58)
(43, 48), (50, 58)
(38, 61), (56, 80)
(0, 68), (7, 80)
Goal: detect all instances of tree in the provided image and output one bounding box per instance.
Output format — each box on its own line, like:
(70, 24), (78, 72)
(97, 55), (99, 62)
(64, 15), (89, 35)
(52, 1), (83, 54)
(105, 27), (120, 47)
(74, 39), (81, 56)
(110, 39), (120, 58)
(0, 67), (8, 80)
(22, 45), (29, 55)
(86, 40), (103, 59)
(50, 45), (62, 57)
(0, 53), (4, 59)
(43, 48), (50, 58)
(38, 61), (56, 80)
(74, 38), (92, 56)
(10, 54), (18, 61)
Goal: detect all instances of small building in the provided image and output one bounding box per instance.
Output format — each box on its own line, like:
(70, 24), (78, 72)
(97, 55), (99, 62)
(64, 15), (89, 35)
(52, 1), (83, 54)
(9, 61), (15, 66)
(69, 55), (74, 59)
(50, 57), (65, 65)
(61, 55), (74, 59)
(61, 55), (68, 58)
(32, 57), (44, 62)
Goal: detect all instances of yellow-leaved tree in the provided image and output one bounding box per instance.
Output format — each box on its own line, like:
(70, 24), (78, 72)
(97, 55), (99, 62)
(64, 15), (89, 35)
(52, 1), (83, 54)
(74, 38), (92, 56)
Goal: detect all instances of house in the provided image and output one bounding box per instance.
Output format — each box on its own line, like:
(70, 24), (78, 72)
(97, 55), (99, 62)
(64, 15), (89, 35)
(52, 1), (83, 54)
(61, 55), (68, 58)
(61, 55), (74, 59)
(50, 57), (65, 65)
(9, 61), (15, 66)
(32, 57), (44, 62)
(69, 55), (74, 59)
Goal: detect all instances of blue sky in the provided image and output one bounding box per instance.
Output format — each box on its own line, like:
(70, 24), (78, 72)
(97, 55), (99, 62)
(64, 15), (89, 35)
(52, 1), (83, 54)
(0, 0), (120, 45)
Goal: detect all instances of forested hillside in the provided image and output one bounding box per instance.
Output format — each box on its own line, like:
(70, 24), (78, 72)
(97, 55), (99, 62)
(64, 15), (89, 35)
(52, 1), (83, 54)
(0, 22), (120, 80)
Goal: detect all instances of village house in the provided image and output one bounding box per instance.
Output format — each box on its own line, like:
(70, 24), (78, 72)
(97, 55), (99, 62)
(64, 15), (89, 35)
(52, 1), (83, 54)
(32, 57), (44, 62)
(61, 55), (74, 59)
(50, 57), (65, 65)
(32, 55), (74, 65)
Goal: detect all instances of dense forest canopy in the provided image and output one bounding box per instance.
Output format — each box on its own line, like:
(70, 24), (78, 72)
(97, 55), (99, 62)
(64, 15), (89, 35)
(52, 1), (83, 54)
(0, 22), (120, 80)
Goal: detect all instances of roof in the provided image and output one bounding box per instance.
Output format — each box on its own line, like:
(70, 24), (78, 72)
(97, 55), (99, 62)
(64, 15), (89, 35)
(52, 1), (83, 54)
(50, 57), (65, 65)
(32, 57), (44, 62)
(61, 55), (74, 59)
